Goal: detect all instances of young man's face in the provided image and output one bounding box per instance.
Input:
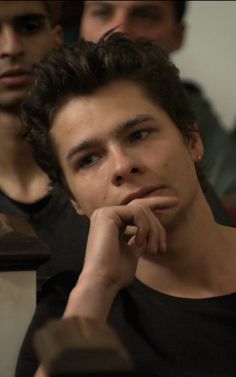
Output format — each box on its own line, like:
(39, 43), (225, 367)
(0, 1), (62, 109)
(51, 80), (203, 227)
(80, 1), (184, 53)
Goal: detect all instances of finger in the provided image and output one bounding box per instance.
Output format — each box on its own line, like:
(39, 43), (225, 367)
(149, 207), (167, 252)
(128, 197), (171, 254)
(127, 234), (147, 258)
(123, 225), (138, 243)
(110, 205), (166, 255)
(132, 208), (150, 247)
(119, 205), (152, 250)
(143, 206), (166, 255)
(130, 195), (178, 211)
(126, 205), (165, 255)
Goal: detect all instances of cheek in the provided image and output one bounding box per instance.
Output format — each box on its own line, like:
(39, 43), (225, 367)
(35, 30), (60, 54)
(81, 18), (100, 41)
(151, 26), (175, 49)
(30, 42), (52, 61)
(71, 177), (105, 216)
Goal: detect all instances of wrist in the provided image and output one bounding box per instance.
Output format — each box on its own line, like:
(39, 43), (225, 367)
(64, 271), (120, 322)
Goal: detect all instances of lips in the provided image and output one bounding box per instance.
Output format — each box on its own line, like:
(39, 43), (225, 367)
(121, 187), (165, 205)
(0, 68), (32, 86)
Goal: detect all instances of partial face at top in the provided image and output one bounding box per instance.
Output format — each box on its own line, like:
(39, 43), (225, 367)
(0, 1), (63, 109)
(51, 80), (203, 227)
(80, 1), (184, 53)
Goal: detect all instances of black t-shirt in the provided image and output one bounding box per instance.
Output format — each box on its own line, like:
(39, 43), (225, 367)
(0, 191), (89, 279)
(16, 271), (236, 377)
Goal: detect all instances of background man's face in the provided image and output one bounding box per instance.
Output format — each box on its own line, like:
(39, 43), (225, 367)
(81, 1), (184, 53)
(0, 1), (62, 109)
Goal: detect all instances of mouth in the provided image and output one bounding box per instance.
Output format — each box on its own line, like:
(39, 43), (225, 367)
(0, 68), (32, 86)
(121, 187), (165, 205)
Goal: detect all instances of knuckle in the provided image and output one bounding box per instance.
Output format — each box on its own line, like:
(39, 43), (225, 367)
(90, 206), (109, 221)
(130, 201), (146, 212)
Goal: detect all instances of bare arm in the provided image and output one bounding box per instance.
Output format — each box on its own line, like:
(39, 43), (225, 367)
(34, 196), (176, 377)
(64, 197), (169, 321)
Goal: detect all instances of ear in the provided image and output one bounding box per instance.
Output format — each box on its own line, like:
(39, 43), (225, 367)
(172, 22), (186, 52)
(188, 123), (204, 163)
(70, 198), (85, 216)
(52, 24), (64, 45)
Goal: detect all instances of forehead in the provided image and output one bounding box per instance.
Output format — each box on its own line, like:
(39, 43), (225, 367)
(51, 81), (182, 167)
(85, 0), (174, 11)
(53, 81), (155, 120)
(51, 81), (173, 144)
(0, 1), (47, 21)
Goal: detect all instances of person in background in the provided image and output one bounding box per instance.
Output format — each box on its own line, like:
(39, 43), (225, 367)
(0, 0), (89, 283)
(64, 0), (236, 197)
(16, 33), (236, 377)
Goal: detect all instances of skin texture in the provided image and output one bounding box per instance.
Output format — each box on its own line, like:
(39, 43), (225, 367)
(51, 79), (204, 295)
(34, 81), (236, 377)
(52, 81), (202, 221)
(51, 80), (236, 299)
(80, 0), (184, 53)
(0, 1), (62, 203)
(0, 1), (62, 109)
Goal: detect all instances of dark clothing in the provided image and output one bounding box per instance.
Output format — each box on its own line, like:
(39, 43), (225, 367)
(0, 186), (232, 285)
(203, 184), (235, 226)
(16, 271), (236, 377)
(0, 184), (233, 291)
(184, 81), (236, 196)
(0, 191), (89, 279)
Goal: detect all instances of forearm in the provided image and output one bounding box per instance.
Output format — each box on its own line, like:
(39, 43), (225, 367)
(33, 275), (119, 377)
(63, 271), (119, 322)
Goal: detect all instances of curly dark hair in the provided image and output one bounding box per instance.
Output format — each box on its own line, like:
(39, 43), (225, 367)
(22, 32), (205, 196)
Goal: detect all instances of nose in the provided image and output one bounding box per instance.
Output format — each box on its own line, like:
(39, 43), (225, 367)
(115, 19), (133, 36)
(0, 26), (24, 58)
(106, 11), (132, 36)
(110, 146), (142, 186)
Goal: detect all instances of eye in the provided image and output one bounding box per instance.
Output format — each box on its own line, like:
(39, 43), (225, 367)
(129, 129), (151, 143)
(132, 8), (163, 23)
(15, 18), (45, 35)
(76, 154), (100, 170)
(89, 6), (113, 21)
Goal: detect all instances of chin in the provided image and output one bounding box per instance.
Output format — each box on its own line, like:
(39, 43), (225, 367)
(153, 207), (177, 229)
(0, 92), (25, 109)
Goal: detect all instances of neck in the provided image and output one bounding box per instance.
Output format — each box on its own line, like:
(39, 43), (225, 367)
(0, 111), (49, 203)
(136, 189), (236, 298)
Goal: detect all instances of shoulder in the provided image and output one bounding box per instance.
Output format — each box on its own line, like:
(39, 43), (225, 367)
(39, 190), (90, 231)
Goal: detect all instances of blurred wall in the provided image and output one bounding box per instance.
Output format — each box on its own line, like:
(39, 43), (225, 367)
(173, 1), (236, 131)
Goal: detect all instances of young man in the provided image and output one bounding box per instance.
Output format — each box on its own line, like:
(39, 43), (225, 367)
(16, 34), (236, 377)
(76, 0), (236, 196)
(0, 1), (89, 279)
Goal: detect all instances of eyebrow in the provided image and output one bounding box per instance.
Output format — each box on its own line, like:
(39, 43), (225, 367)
(0, 12), (47, 25)
(66, 114), (155, 162)
(85, 1), (112, 7)
(13, 13), (47, 23)
(86, 1), (156, 7)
